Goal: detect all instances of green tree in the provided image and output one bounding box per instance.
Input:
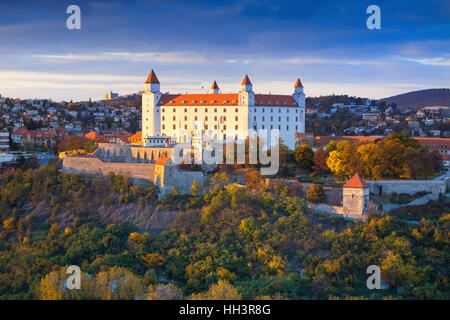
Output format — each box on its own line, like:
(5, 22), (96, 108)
(293, 144), (314, 170)
(306, 184), (325, 203)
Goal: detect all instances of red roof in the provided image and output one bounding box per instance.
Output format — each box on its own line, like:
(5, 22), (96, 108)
(241, 75), (252, 86)
(211, 81), (219, 90)
(84, 131), (103, 140)
(158, 93), (297, 107)
(12, 127), (29, 136)
(155, 157), (170, 165)
(295, 79), (303, 88)
(145, 70), (160, 84)
(343, 173), (369, 188)
(128, 132), (142, 141)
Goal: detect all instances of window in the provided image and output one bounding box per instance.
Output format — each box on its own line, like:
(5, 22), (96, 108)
(162, 125), (165, 129)
(223, 116), (226, 121)
(235, 125), (238, 130)
(195, 116), (198, 121)
(162, 108), (165, 112)
(184, 125), (187, 129)
(278, 116), (281, 121)
(214, 116), (217, 121)
(214, 108), (217, 112)
(296, 117), (298, 121)
(214, 125), (217, 129)
(223, 108), (226, 112)
(287, 117), (289, 121)
(235, 108), (238, 112)
(287, 125), (289, 130)
(271, 116), (273, 121)
(173, 116), (176, 121)
(173, 125), (176, 129)
(184, 116), (187, 121)
(205, 116), (208, 121)
(173, 108), (175, 112)
(279, 109), (281, 113)
(254, 116), (256, 121)
(296, 125), (298, 130)
(195, 108), (197, 113)
(262, 125), (265, 129)
(162, 116), (165, 120)
(235, 116), (238, 121)
(262, 116), (265, 121)
(223, 125), (227, 130)
(205, 125), (208, 129)
(271, 109), (273, 113)
(262, 108), (265, 112)
(184, 108), (187, 112)
(205, 108), (208, 112)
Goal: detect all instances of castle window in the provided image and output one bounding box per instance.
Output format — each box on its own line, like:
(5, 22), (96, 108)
(162, 125), (165, 129)
(235, 116), (238, 121)
(184, 116), (187, 121)
(262, 108), (265, 112)
(287, 117), (289, 121)
(173, 125), (176, 129)
(223, 100), (228, 104)
(200, 101), (205, 104)
(268, 101), (271, 104)
(205, 116), (208, 120)
(214, 108), (217, 112)
(276, 101), (279, 105)
(223, 116), (226, 121)
(223, 108), (226, 112)
(184, 108), (187, 112)
(184, 125), (187, 129)
(211, 101), (215, 104)
(173, 109), (176, 112)
(162, 108), (165, 112)
(195, 108), (197, 112)
(279, 116), (281, 121)
(296, 117), (298, 121)
(205, 108), (208, 112)
(173, 116), (176, 121)
(279, 109), (281, 113)
(169, 101), (173, 104)
(223, 125), (227, 130)
(284, 101), (287, 105)
(235, 108), (238, 112)
(286, 125), (289, 130)
(262, 125), (265, 129)
(254, 116), (256, 121)
(195, 116), (198, 121)
(262, 116), (265, 121)
(271, 116), (273, 121)
(235, 125), (238, 130)
(296, 125), (298, 130)
(270, 125), (273, 129)
(162, 116), (165, 121)
(287, 109), (289, 113)
(205, 125), (208, 129)
(214, 125), (217, 129)
(278, 125), (281, 130)
(214, 116), (217, 121)
(232, 100), (236, 104)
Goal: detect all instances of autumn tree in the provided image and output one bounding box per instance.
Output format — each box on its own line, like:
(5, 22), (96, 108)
(191, 280), (242, 300)
(312, 148), (329, 173)
(306, 184), (325, 203)
(293, 144), (314, 170)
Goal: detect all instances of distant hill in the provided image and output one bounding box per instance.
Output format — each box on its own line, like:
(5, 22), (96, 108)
(379, 88), (450, 110)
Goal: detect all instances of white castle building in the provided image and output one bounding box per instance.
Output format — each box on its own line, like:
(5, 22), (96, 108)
(141, 70), (305, 150)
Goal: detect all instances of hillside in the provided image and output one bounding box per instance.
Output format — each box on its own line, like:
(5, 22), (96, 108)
(379, 88), (450, 110)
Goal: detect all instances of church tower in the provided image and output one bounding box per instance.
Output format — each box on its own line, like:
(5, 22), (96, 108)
(142, 70), (162, 145)
(292, 78), (306, 133)
(239, 74), (255, 106)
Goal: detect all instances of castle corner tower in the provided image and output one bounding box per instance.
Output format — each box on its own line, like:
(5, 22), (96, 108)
(292, 78), (305, 133)
(343, 173), (369, 215)
(142, 69), (162, 144)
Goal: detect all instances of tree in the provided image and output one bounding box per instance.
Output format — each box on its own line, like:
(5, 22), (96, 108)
(191, 280), (242, 300)
(306, 184), (325, 203)
(142, 253), (166, 268)
(312, 148), (329, 173)
(293, 144), (314, 170)
(94, 267), (146, 300)
(190, 179), (201, 196)
(245, 169), (263, 189)
(147, 283), (183, 300)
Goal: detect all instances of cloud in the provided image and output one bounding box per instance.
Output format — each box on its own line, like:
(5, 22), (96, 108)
(397, 55), (450, 66)
(31, 51), (210, 64)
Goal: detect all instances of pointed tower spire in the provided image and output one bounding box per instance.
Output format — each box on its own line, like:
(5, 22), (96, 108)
(240, 74), (253, 92)
(145, 69), (160, 84)
(144, 69), (160, 93)
(210, 80), (219, 94)
(294, 78), (303, 88)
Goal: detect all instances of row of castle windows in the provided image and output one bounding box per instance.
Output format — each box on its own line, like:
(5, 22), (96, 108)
(155, 107), (302, 114)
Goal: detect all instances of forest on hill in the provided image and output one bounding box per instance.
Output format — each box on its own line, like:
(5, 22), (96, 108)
(379, 88), (450, 110)
(0, 163), (448, 300)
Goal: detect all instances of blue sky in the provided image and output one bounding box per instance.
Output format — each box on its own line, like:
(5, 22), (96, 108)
(0, 0), (449, 101)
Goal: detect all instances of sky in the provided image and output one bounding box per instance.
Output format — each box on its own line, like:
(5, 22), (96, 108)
(0, 0), (449, 101)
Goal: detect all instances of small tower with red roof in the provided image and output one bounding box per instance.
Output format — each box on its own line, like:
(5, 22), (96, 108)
(142, 69), (163, 143)
(145, 69), (160, 93)
(210, 81), (219, 94)
(239, 74), (255, 106)
(292, 78), (306, 134)
(343, 173), (370, 215)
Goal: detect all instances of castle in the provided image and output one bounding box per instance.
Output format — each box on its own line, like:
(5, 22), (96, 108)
(141, 70), (306, 150)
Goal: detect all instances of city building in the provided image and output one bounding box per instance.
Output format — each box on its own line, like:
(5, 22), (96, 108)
(141, 70), (306, 150)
